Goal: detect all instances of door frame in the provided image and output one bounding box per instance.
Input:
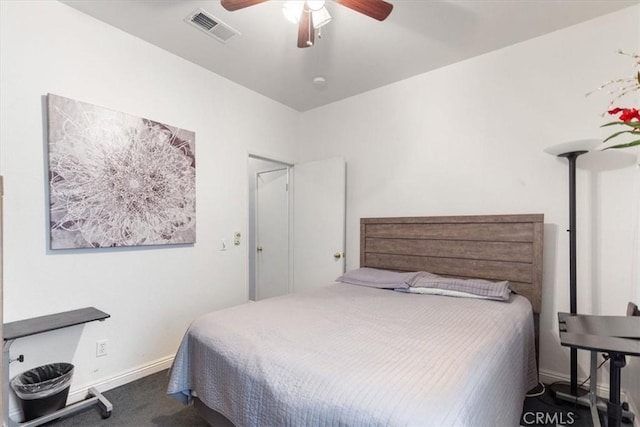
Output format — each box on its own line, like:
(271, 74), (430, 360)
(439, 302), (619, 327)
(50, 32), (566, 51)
(255, 166), (290, 300)
(247, 153), (294, 301)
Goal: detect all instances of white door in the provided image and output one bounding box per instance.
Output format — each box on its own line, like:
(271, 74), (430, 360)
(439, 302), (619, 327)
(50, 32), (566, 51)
(256, 168), (290, 300)
(293, 157), (346, 292)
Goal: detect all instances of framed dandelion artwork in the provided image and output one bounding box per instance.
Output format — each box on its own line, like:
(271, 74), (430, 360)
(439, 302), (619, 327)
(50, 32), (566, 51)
(47, 94), (196, 249)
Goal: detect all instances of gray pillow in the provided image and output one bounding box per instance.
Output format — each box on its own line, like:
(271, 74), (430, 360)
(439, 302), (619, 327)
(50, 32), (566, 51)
(336, 267), (421, 289)
(410, 273), (511, 301)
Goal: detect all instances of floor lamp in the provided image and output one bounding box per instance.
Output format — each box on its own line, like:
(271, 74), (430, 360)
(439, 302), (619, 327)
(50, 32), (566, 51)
(545, 139), (599, 400)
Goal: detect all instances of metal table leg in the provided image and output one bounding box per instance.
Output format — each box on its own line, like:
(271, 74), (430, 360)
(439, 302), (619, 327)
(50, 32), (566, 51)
(588, 350), (601, 427)
(3, 339), (15, 427)
(607, 353), (626, 427)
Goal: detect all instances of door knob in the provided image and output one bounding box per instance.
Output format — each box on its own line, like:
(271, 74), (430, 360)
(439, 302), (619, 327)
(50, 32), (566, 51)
(334, 252), (342, 260)
(257, 246), (263, 252)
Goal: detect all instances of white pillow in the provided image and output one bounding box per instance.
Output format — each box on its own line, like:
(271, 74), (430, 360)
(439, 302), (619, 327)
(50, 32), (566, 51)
(336, 267), (422, 289)
(406, 273), (511, 301)
(395, 286), (499, 300)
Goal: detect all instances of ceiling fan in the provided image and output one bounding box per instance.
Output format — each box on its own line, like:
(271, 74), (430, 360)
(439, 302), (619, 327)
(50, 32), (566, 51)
(220, 0), (393, 48)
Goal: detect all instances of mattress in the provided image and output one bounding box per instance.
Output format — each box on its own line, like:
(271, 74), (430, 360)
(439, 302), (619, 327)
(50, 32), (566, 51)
(168, 283), (537, 426)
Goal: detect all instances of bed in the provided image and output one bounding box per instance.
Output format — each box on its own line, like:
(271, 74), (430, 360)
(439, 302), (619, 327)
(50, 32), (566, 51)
(168, 214), (544, 426)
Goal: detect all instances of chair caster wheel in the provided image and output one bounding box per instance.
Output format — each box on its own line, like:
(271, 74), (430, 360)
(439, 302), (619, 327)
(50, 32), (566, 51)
(102, 410), (112, 419)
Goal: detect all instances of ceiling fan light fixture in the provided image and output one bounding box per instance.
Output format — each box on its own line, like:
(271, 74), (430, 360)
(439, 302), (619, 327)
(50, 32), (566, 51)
(223, 0), (393, 48)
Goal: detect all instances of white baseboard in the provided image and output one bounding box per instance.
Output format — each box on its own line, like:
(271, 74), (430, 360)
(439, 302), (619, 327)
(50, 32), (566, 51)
(539, 369), (639, 427)
(68, 355), (175, 404)
(9, 355), (174, 422)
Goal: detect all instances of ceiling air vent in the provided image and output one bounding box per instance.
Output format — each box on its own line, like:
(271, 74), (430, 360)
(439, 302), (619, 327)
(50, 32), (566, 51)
(185, 8), (240, 43)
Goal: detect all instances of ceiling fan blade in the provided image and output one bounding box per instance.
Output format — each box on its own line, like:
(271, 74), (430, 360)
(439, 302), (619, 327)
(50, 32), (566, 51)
(297, 5), (315, 48)
(220, 0), (267, 11)
(335, 0), (393, 21)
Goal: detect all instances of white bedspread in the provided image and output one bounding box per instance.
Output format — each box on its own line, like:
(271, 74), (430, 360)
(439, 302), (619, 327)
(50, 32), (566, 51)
(168, 283), (537, 426)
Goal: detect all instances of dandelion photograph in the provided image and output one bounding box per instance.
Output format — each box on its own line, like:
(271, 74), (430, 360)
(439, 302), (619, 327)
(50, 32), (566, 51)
(47, 94), (196, 249)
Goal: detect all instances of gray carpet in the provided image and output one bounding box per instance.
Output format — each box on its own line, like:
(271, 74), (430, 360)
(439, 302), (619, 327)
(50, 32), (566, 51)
(44, 370), (231, 427)
(520, 384), (594, 427)
(40, 372), (626, 427)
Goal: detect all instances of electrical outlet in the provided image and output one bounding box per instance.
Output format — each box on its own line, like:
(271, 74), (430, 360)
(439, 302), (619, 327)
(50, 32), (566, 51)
(96, 339), (108, 357)
(233, 231), (241, 245)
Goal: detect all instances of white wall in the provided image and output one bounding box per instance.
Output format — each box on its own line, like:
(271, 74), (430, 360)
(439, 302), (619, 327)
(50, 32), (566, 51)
(299, 5), (640, 406)
(0, 0), (298, 417)
(2, 0), (639, 420)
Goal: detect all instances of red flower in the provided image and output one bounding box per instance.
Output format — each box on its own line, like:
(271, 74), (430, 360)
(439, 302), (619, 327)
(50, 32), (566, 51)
(608, 107), (640, 122)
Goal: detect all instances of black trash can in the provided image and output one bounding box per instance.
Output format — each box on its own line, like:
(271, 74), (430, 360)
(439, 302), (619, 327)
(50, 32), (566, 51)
(10, 363), (74, 421)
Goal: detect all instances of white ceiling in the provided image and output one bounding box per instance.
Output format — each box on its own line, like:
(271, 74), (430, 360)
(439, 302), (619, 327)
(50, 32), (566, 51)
(61, 0), (638, 112)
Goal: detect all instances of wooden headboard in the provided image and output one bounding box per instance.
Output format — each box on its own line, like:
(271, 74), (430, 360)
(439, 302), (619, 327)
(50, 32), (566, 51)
(360, 214), (544, 314)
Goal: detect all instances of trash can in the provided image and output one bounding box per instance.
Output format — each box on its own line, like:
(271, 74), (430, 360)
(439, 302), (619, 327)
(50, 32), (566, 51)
(10, 363), (74, 421)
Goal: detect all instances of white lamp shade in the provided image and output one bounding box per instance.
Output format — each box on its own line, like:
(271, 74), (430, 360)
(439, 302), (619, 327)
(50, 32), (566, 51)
(283, 1), (332, 29)
(544, 139), (601, 156)
(312, 7), (332, 28)
(282, 1), (304, 24)
(307, 0), (325, 11)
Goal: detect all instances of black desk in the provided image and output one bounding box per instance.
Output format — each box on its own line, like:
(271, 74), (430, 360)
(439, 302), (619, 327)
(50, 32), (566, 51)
(4, 307), (110, 341)
(558, 312), (640, 427)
